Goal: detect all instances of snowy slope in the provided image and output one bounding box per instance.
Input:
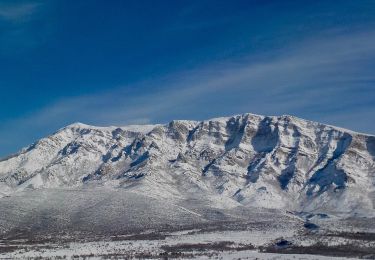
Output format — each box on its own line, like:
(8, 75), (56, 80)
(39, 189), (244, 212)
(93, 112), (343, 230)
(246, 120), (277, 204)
(0, 113), (374, 216)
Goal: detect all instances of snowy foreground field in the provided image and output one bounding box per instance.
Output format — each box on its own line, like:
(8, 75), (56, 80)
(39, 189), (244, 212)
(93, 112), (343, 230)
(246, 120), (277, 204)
(1, 230), (371, 259)
(0, 188), (374, 259)
(1, 219), (375, 259)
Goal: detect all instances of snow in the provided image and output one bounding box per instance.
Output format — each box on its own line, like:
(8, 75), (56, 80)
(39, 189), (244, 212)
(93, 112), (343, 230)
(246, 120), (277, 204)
(0, 221), (368, 259)
(4, 238), (358, 259)
(0, 112), (374, 217)
(1, 110), (375, 259)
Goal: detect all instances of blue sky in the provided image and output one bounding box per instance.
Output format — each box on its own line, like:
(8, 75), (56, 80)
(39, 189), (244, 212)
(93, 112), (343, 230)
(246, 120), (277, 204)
(0, 0), (375, 157)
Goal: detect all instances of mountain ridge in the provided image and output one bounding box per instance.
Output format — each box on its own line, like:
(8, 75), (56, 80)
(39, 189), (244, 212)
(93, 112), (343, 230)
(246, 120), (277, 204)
(0, 113), (374, 217)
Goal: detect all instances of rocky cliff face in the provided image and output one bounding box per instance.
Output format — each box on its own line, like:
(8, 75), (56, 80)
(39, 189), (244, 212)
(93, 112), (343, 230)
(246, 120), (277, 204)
(1, 113), (374, 215)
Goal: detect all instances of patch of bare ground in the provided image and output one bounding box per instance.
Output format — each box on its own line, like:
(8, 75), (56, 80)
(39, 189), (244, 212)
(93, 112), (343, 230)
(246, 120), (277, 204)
(326, 231), (375, 241)
(110, 232), (168, 241)
(0, 245), (20, 254)
(261, 241), (375, 259)
(161, 241), (255, 253)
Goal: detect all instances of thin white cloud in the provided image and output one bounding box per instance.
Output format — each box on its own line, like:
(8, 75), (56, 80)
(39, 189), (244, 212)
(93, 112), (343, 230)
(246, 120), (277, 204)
(0, 1), (44, 55)
(0, 2), (40, 22)
(1, 30), (375, 156)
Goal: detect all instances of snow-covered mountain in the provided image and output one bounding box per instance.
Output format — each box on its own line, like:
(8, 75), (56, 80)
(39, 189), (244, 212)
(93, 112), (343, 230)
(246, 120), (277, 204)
(1, 113), (374, 216)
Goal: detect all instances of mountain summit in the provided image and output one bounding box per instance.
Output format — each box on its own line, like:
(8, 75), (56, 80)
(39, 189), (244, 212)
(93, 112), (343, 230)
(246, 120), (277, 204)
(1, 113), (374, 216)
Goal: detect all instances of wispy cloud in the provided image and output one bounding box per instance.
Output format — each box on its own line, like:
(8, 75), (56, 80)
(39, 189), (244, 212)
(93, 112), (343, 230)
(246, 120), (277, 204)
(1, 29), (375, 156)
(0, 2), (40, 22)
(0, 1), (45, 56)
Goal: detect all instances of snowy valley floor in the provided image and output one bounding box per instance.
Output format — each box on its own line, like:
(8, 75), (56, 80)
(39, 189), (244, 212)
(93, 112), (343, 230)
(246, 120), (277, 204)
(0, 188), (374, 259)
(1, 222), (375, 259)
(0, 215), (375, 259)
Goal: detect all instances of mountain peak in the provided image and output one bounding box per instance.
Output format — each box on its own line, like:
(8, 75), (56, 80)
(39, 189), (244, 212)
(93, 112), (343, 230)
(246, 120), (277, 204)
(0, 113), (374, 217)
(67, 122), (91, 128)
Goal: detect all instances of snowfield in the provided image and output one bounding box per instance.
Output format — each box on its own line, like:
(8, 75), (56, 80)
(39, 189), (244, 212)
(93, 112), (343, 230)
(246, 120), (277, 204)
(0, 113), (374, 258)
